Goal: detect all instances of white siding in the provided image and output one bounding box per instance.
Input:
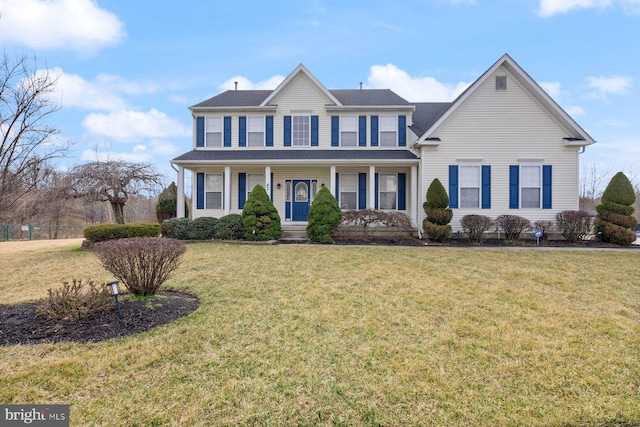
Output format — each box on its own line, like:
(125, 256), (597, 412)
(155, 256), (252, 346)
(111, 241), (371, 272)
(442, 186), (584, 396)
(420, 66), (581, 231)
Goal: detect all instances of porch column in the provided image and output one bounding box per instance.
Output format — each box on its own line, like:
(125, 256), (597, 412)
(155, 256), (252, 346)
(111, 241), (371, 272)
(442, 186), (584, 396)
(369, 166), (376, 209)
(330, 166), (336, 197)
(410, 165), (418, 226)
(176, 165), (185, 218)
(224, 166), (231, 215)
(264, 166), (272, 200)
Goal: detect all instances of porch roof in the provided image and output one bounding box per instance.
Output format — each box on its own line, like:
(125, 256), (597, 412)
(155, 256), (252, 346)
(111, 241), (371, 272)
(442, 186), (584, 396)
(172, 149), (419, 166)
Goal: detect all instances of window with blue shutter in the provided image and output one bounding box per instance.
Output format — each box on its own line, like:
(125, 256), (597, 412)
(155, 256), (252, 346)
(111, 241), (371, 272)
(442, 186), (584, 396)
(481, 165), (491, 209)
(358, 173), (367, 209)
(509, 165), (519, 209)
(331, 116), (339, 147)
(358, 116), (367, 147)
(238, 116), (246, 147)
(238, 173), (246, 209)
(223, 117), (231, 147)
(265, 116), (274, 147)
(398, 173), (406, 210)
(448, 165), (459, 209)
(311, 115), (319, 146)
(284, 116), (291, 147)
(542, 165), (552, 209)
(371, 116), (379, 147)
(196, 172), (205, 209)
(398, 116), (406, 147)
(196, 117), (204, 147)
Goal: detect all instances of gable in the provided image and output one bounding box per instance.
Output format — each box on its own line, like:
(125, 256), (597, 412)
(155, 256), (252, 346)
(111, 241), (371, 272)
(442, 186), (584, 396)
(267, 72), (338, 111)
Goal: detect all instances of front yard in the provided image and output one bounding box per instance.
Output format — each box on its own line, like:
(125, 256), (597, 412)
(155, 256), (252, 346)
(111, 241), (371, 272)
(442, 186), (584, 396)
(1, 240), (639, 426)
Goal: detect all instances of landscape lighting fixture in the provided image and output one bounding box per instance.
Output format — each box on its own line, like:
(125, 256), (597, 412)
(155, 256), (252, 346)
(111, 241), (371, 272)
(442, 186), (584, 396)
(106, 281), (123, 319)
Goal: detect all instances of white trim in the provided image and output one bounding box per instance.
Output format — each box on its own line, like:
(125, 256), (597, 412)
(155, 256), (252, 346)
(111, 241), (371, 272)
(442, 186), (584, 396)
(261, 64), (342, 107)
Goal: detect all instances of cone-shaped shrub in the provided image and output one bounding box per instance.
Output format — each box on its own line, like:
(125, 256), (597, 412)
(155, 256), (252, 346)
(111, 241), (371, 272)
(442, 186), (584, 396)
(596, 172), (637, 245)
(241, 185), (282, 241)
(155, 182), (188, 223)
(423, 178), (452, 242)
(306, 186), (342, 243)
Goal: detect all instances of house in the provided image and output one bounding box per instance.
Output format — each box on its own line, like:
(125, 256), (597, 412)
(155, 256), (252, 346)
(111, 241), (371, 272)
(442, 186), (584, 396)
(171, 54), (595, 233)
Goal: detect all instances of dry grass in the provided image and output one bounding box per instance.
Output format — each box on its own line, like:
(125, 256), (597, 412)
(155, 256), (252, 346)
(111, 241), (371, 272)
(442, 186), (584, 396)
(1, 240), (639, 426)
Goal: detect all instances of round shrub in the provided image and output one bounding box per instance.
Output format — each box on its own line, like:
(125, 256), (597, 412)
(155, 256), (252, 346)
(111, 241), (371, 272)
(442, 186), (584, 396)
(37, 279), (113, 321)
(162, 218), (192, 240)
(94, 237), (187, 297)
(241, 185), (282, 241)
(215, 214), (245, 240)
(306, 186), (342, 243)
(190, 217), (218, 240)
(495, 215), (531, 242)
(460, 214), (493, 244)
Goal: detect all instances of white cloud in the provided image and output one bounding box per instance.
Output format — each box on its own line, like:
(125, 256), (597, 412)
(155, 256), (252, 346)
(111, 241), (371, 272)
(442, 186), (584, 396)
(218, 75), (286, 91)
(565, 105), (586, 116)
(0, 0), (124, 52)
(82, 109), (190, 141)
(586, 75), (633, 99)
(535, 0), (640, 16)
(366, 64), (469, 102)
(539, 81), (562, 98)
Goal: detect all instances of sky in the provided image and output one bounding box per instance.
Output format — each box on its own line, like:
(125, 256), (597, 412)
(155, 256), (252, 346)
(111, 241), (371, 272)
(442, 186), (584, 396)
(1, 0), (639, 192)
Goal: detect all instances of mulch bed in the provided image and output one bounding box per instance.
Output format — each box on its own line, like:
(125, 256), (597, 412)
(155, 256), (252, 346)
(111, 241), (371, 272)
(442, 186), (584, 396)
(0, 290), (199, 346)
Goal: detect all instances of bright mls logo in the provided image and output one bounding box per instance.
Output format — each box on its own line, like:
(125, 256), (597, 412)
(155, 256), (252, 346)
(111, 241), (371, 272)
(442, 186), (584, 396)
(1, 405), (69, 426)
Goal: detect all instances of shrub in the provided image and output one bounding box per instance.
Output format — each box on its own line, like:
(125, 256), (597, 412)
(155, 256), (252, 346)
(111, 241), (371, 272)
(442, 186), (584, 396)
(37, 279), (113, 321)
(423, 179), (452, 242)
(495, 215), (531, 242)
(162, 218), (192, 240)
(241, 185), (282, 241)
(596, 171), (637, 245)
(155, 182), (188, 223)
(533, 220), (555, 243)
(190, 217), (218, 240)
(337, 210), (414, 239)
(306, 186), (342, 243)
(215, 214), (245, 240)
(460, 215), (493, 244)
(94, 237), (187, 296)
(83, 222), (161, 242)
(555, 211), (592, 243)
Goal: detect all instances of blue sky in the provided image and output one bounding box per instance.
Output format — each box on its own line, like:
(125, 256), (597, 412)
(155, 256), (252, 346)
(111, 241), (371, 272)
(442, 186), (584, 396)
(1, 0), (639, 191)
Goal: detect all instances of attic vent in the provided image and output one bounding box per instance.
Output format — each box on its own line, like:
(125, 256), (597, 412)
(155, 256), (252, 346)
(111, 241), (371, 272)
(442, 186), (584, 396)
(496, 75), (507, 90)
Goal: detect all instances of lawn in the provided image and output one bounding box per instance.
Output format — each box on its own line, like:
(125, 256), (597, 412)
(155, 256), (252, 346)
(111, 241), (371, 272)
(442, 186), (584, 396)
(1, 239), (639, 426)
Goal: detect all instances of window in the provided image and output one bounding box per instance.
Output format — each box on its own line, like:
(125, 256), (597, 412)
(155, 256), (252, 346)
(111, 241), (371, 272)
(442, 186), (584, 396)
(247, 116), (264, 147)
(379, 116), (397, 146)
(460, 165), (480, 208)
(205, 173), (223, 209)
(339, 174), (357, 210)
(205, 117), (222, 147)
(292, 115), (310, 146)
(496, 75), (507, 90)
(285, 181), (292, 202)
(340, 116), (357, 146)
(379, 174), (397, 209)
(247, 174), (264, 198)
(521, 165), (541, 208)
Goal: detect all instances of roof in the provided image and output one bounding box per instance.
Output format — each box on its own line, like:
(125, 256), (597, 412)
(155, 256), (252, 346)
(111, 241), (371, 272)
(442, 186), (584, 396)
(173, 149), (419, 164)
(410, 102), (452, 136)
(191, 90), (272, 108)
(329, 89), (411, 106)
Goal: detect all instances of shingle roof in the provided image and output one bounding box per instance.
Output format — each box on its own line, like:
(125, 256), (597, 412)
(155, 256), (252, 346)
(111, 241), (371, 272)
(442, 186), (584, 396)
(329, 89), (411, 106)
(173, 149), (418, 163)
(191, 90), (272, 108)
(410, 102), (452, 136)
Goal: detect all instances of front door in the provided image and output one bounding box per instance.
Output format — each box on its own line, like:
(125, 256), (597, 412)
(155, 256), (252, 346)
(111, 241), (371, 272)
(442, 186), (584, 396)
(292, 180), (311, 221)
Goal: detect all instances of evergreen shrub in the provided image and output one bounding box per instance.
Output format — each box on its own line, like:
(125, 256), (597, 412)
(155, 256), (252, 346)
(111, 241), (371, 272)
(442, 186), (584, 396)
(241, 185), (282, 241)
(422, 179), (452, 242)
(596, 172), (637, 245)
(216, 214), (246, 240)
(306, 186), (342, 243)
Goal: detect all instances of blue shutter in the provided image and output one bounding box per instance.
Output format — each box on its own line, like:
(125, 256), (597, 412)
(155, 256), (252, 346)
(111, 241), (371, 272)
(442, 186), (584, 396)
(481, 165), (491, 209)
(509, 165), (519, 209)
(358, 116), (366, 147)
(284, 116), (291, 146)
(238, 116), (246, 147)
(374, 173), (379, 209)
(196, 117), (204, 147)
(371, 116), (379, 147)
(223, 116), (231, 147)
(265, 116), (274, 147)
(335, 173), (340, 205)
(543, 165), (552, 209)
(311, 115), (319, 146)
(331, 116), (339, 147)
(398, 173), (406, 210)
(196, 173), (205, 209)
(358, 173), (367, 209)
(398, 116), (406, 147)
(238, 173), (246, 209)
(448, 165), (458, 209)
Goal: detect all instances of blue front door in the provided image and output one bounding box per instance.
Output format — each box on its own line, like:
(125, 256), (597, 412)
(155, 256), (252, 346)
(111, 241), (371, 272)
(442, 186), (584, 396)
(292, 180), (311, 221)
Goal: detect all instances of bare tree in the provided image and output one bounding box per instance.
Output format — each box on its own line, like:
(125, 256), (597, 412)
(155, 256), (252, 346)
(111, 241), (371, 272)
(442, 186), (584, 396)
(579, 162), (610, 213)
(0, 53), (69, 221)
(69, 160), (164, 224)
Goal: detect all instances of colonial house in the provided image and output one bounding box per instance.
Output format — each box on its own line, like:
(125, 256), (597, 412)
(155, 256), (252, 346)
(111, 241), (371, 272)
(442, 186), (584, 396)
(171, 54), (595, 233)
